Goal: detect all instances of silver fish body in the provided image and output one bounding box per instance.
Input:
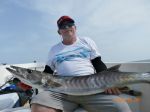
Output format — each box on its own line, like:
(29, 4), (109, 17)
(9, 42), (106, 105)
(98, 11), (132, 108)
(6, 65), (150, 95)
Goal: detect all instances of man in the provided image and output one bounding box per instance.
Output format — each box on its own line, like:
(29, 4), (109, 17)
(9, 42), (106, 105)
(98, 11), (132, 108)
(31, 16), (132, 112)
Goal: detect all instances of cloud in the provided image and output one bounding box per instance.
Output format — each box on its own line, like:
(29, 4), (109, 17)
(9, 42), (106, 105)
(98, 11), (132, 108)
(76, 0), (150, 62)
(1, 0), (150, 63)
(80, 0), (150, 32)
(10, 0), (150, 27)
(11, 0), (74, 15)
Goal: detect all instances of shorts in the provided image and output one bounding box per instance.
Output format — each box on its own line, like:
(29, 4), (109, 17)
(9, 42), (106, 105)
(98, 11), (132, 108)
(31, 91), (133, 112)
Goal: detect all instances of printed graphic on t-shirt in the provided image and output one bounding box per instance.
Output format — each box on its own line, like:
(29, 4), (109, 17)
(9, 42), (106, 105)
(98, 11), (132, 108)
(54, 47), (91, 65)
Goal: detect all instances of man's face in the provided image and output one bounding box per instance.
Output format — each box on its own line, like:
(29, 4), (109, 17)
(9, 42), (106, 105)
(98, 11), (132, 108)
(58, 22), (76, 39)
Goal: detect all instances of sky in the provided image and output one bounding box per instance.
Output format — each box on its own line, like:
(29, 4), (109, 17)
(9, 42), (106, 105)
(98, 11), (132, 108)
(0, 0), (150, 64)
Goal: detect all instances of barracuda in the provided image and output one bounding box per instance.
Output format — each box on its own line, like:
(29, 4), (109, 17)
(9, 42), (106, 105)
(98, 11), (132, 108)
(6, 65), (150, 95)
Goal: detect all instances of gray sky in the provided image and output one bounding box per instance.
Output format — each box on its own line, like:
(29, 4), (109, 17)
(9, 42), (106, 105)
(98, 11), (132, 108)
(0, 0), (150, 64)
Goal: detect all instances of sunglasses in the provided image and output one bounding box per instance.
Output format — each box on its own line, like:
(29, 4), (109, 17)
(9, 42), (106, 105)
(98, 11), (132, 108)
(59, 23), (75, 29)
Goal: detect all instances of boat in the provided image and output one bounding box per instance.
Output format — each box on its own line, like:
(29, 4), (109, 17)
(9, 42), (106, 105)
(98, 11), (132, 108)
(0, 60), (150, 112)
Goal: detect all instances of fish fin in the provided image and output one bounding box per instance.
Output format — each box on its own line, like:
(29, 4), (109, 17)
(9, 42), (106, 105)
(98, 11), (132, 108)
(107, 64), (121, 72)
(50, 81), (62, 87)
(43, 79), (62, 88)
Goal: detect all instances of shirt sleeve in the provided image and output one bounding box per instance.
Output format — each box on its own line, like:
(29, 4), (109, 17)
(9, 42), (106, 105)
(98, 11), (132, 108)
(91, 57), (107, 73)
(84, 37), (101, 60)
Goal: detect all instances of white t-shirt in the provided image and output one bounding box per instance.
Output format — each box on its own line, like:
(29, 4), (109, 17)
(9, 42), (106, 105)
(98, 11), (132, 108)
(46, 37), (101, 76)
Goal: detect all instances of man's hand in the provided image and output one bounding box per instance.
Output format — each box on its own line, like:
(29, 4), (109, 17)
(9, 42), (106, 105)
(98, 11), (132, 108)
(104, 87), (121, 95)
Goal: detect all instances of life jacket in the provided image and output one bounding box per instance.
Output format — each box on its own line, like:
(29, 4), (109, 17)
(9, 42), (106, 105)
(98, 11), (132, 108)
(17, 82), (32, 91)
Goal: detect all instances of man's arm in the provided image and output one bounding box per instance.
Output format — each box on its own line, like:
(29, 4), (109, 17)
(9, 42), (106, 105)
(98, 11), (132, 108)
(43, 65), (54, 74)
(91, 56), (121, 95)
(91, 56), (107, 73)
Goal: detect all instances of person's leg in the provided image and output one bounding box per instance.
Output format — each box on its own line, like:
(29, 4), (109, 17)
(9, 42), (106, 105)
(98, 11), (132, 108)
(79, 94), (132, 112)
(31, 103), (61, 112)
(31, 91), (78, 112)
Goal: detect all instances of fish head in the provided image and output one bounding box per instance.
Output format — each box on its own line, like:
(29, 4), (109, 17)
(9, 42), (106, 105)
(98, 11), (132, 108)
(6, 66), (43, 86)
(6, 66), (62, 89)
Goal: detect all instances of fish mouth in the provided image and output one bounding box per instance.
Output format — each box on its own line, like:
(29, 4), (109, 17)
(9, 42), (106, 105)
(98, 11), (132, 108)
(10, 65), (25, 72)
(6, 67), (18, 75)
(6, 67), (25, 79)
(6, 66), (62, 90)
(6, 66), (38, 87)
(6, 66), (35, 79)
(10, 65), (19, 70)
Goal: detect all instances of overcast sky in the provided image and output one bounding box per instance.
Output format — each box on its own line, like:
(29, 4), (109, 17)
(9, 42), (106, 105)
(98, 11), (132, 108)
(0, 0), (150, 64)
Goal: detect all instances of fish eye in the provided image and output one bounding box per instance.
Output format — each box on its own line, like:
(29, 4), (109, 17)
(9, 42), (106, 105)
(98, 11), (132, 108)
(27, 69), (32, 73)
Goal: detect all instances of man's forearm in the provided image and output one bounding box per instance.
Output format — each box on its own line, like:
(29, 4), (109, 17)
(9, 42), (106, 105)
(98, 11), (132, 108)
(43, 65), (54, 74)
(91, 56), (107, 73)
